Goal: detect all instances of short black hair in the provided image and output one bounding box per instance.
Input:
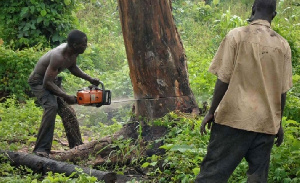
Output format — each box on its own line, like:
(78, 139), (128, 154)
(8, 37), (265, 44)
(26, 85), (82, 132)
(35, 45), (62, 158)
(67, 30), (87, 46)
(253, 0), (276, 14)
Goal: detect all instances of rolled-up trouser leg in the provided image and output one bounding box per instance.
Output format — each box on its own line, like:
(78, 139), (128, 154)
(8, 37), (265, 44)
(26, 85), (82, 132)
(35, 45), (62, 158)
(33, 93), (58, 154)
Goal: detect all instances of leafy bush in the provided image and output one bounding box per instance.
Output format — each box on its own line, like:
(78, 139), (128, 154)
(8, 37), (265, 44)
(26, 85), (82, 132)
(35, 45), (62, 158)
(0, 45), (46, 100)
(75, 0), (127, 72)
(0, 0), (78, 49)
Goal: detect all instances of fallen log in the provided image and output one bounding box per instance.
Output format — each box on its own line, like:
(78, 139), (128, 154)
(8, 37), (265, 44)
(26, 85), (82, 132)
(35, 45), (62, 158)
(51, 137), (113, 162)
(1, 151), (116, 183)
(51, 122), (140, 162)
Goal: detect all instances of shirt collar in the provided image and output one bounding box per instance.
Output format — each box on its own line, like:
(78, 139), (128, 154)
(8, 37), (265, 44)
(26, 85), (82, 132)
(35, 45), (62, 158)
(250, 19), (271, 28)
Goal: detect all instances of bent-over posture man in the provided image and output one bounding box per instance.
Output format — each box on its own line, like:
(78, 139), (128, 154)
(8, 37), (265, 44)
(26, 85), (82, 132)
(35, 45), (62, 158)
(196, 0), (293, 182)
(28, 30), (100, 157)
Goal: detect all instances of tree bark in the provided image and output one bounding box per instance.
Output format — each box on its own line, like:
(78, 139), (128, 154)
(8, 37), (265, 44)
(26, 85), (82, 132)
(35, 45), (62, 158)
(118, 0), (199, 119)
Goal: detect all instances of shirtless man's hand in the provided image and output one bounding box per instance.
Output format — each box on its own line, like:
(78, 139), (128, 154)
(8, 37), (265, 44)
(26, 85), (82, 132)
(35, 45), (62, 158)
(64, 95), (77, 105)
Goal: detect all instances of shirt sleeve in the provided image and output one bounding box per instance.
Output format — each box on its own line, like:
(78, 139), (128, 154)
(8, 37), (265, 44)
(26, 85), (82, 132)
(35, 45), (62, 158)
(282, 45), (293, 93)
(209, 33), (236, 83)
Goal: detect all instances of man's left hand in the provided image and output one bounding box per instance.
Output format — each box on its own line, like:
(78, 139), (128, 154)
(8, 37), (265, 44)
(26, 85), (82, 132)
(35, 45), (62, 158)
(275, 125), (284, 147)
(90, 78), (100, 86)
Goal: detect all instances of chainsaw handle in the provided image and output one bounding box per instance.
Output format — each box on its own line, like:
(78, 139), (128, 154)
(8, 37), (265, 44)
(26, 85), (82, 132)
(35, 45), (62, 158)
(88, 81), (106, 107)
(88, 81), (105, 91)
(99, 81), (105, 91)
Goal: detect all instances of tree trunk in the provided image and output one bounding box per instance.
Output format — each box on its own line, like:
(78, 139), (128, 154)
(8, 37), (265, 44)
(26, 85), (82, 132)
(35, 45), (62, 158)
(118, 0), (199, 119)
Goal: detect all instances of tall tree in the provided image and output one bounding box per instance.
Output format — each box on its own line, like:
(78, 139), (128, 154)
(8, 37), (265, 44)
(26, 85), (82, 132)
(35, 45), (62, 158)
(117, 0), (199, 119)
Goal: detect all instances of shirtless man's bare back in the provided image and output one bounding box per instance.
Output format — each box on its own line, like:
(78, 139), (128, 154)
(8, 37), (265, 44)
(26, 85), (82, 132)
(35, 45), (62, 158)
(28, 30), (100, 157)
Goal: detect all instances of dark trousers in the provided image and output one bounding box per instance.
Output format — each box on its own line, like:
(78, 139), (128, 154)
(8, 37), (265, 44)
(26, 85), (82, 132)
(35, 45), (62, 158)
(28, 73), (58, 154)
(195, 123), (275, 183)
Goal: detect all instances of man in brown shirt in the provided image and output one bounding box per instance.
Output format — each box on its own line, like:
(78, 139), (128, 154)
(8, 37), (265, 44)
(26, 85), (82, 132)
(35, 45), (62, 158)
(196, 0), (293, 182)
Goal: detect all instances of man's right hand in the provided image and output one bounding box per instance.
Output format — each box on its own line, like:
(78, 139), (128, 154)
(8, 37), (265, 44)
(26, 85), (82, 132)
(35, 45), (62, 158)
(89, 78), (100, 86)
(275, 125), (284, 147)
(200, 113), (214, 136)
(64, 95), (77, 105)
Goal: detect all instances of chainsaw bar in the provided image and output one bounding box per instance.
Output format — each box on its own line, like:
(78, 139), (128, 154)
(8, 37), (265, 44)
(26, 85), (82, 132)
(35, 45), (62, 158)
(110, 95), (191, 104)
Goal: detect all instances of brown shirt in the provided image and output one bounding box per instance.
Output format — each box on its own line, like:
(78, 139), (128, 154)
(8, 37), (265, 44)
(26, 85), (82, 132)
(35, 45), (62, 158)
(209, 19), (293, 135)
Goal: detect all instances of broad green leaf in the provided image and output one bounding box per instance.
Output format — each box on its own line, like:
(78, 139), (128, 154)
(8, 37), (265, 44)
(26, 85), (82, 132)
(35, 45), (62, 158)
(159, 143), (173, 150)
(40, 10), (47, 17)
(292, 74), (300, 83)
(213, 0), (220, 5)
(150, 162), (157, 166)
(30, 6), (35, 14)
(20, 7), (29, 18)
(170, 144), (194, 153)
(192, 167), (200, 175)
(37, 17), (43, 24)
(64, 0), (71, 5)
(27, 137), (36, 142)
(141, 162), (149, 168)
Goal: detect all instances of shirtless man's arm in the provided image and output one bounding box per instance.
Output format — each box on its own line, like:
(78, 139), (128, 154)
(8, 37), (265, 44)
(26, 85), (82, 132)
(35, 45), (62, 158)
(43, 53), (76, 104)
(68, 64), (100, 86)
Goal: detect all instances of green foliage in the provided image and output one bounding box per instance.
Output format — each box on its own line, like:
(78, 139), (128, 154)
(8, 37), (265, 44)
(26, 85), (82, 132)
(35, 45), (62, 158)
(42, 169), (103, 183)
(140, 113), (300, 182)
(273, 0), (300, 74)
(75, 0), (126, 72)
(0, 96), (42, 151)
(137, 113), (207, 182)
(0, 45), (45, 100)
(0, 0), (78, 49)
(269, 118), (300, 183)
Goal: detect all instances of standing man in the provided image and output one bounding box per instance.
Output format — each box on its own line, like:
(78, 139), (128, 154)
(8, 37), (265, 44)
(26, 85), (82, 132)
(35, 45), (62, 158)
(28, 30), (100, 158)
(196, 0), (293, 182)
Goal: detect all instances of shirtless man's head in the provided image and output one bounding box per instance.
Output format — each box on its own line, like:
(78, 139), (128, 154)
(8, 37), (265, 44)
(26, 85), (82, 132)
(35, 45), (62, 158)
(67, 30), (88, 54)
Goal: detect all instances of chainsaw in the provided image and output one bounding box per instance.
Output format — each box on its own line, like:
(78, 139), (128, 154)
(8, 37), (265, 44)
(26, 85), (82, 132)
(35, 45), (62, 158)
(76, 81), (111, 107)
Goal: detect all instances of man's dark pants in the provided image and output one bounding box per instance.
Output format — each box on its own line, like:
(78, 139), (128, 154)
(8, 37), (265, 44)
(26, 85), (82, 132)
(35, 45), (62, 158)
(195, 123), (275, 183)
(28, 73), (58, 154)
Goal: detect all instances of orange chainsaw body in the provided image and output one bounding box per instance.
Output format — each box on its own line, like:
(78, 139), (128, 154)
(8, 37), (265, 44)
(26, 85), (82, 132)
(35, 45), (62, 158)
(76, 82), (111, 107)
(77, 89), (103, 105)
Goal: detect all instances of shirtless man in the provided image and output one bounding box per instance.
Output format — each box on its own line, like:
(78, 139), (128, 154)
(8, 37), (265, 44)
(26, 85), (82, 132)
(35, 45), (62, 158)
(28, 30), (100, 157)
